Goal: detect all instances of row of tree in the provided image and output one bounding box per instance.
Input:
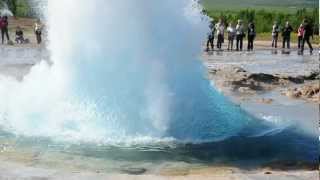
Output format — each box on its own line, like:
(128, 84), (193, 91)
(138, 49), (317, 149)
(203, 8), (319, 34)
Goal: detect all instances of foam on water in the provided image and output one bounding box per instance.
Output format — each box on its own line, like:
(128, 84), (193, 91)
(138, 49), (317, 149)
(0, 0), (266, 144)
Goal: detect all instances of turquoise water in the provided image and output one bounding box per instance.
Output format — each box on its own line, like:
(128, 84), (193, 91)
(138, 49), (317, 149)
(0, 0), (318, 171)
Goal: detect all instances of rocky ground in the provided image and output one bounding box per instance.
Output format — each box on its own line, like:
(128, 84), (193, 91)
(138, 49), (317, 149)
(204, 49), (319, 104)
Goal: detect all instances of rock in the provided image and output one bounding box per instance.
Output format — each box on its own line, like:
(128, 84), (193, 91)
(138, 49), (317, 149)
(304, 71), (320, 80)
(287, 76), (305, 84)
(7, 40), (14, 46)
(233, 67), (247, 73)
(121, 167), (147, 175)
(286, 91), (302, 98)
(238, 87), (256, 94)
(258, 98), (274, 104)
(248, 73), (279, 84)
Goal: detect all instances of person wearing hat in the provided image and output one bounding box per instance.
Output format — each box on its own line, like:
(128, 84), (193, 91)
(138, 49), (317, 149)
(235, 19), (245, 51)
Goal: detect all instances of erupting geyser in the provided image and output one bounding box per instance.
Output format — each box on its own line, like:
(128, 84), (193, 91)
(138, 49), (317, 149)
(0, 0), (255, 144)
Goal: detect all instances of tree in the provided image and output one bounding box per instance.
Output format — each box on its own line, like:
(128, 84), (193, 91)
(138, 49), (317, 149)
(6, 0), (17, 16)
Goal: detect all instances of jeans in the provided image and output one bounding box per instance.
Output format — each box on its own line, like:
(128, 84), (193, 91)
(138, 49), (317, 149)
(298, 36), (303, 49)
(247, 35), (255, 50)
(272, 35), (278, 48)
(206, 37), (214, 50)
(217, 34), (223, 49)
(282, 36), (290, 49)
(236, 35), (243, 51)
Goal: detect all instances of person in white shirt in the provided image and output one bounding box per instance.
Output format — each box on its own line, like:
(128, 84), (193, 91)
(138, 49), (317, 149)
(227, 22), (236, 51)
(235, 19), (245, 51)
(271, 21), (280, 48)
(215, 19), (225, 50)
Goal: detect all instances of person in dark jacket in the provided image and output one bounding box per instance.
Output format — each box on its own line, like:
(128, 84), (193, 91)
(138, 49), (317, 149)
(301, 19), (313, 53)
(247, 22), (256, 51)
(0, 16), (10, 44)
(282, 21), (293, 49)
(15, 26), (25, 44)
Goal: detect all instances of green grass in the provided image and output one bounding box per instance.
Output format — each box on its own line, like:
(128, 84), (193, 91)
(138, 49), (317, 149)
(255, 32), (319, 44)
(201, 0), (318, 13)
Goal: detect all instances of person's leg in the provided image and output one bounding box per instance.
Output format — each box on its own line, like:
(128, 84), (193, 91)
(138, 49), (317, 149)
(38, 35), (42, 44)
(287, 37), (290, 49)
(1, 29), (4, 44)
(5, 28), (9, 41)
(301, 38), (305, 52)
(282, 37), (286, 49)
(251, 37), (254, 50)
(306, 37), (313, 52)
(219, 35), (222, 49)
(275, 36), (278, 48)
(240, 37), (243, 51)
(212, 38), (214, 49)
(206, 39), (210, 50)
(272, 36), (275, 47)
(36, 33), (42, 44)
(236, 36), (239, 51)
(231, 38), (234, 50)
(210, 38), (214, 50)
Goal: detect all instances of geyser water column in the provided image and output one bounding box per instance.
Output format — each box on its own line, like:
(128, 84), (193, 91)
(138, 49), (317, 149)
(0, 0), (255, 143)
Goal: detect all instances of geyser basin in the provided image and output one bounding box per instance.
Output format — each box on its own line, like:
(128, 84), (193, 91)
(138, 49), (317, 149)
(0, 0), (317, 168)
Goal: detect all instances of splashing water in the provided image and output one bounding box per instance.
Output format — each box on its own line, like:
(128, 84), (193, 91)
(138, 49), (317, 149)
(0, 1), (13, 16)
(0, 0), (258, 144)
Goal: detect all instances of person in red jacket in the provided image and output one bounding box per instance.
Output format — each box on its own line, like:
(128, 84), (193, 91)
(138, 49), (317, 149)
(0, 16), (10, 44)
(297, 24), (304, 49)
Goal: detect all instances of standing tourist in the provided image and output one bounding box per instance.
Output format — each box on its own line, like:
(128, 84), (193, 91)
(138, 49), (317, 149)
(206, 20), (215, 51)
(0, 16), (10, 44)
(297, 24), (304, 49)
(247, 22), (256, 51)
(271, 21), (280, 48)
(301, 19), (313, 54)
(235, 19), (245, 51)
(215, 19), (225, 50)
(34, 19), (43, 44)
(227, 22), (236, 51)
(282, 21), (293, 49)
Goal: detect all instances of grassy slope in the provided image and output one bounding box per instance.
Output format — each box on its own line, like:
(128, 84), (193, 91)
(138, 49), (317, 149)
(201, 0), (318, 12)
